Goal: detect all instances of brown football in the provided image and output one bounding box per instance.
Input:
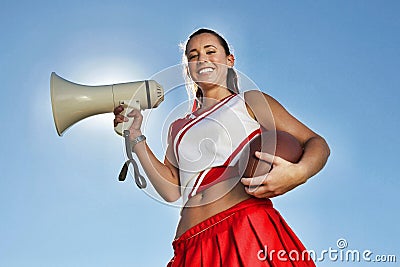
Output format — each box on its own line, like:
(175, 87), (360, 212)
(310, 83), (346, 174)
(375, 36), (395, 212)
(242, 128), (303, 177)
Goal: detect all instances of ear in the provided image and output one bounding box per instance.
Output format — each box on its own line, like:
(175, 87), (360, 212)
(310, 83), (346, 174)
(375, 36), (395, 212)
(227, 54), (235, 67)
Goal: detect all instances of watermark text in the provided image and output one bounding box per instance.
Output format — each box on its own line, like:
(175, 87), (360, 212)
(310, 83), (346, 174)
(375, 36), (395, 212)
(257, 238), (397, 263)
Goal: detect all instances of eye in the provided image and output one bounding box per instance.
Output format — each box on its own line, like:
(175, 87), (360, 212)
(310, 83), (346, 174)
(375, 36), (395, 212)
(188, 54), (198, 61)
(206, 50), (216, 55)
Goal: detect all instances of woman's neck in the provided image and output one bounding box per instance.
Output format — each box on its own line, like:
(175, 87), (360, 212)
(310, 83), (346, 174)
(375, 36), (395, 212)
(201, 87), (233, 108)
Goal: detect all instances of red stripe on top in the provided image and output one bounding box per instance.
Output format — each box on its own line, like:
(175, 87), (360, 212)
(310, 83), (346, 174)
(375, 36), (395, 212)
(174, 94), (237, 162)
(188, 127), (261, 198)
(192, 166), (240, 195)
(222, 128), (261, 166)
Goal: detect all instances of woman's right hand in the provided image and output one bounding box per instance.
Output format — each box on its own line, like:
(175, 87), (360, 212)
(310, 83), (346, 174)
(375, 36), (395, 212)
(113, 105), (144, 140)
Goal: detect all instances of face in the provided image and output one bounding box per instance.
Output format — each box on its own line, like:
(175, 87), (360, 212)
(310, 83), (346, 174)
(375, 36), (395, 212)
(186, 33), (234, 91)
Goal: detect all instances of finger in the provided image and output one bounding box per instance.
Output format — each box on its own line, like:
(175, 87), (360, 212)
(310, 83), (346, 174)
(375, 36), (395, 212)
(255, 151), (274, 162)
(255, 151), (285, 164)
(245, 185), (280, 199)
(241, 175), (268, 186)
(244, 185), (257, 195)
(113, 115), (129, 127)
(113, 105), (124, 115)
(114, 115), (128, 124)
(244, 185), (268, 197)
(116, 114), (129, 122)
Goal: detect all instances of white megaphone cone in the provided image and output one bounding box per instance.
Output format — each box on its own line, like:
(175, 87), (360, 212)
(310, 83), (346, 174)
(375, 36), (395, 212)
(50, 72), (164, 136)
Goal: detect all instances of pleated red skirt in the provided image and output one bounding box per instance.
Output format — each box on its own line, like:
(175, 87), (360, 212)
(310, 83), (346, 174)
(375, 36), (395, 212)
(167, 197), (315, 267)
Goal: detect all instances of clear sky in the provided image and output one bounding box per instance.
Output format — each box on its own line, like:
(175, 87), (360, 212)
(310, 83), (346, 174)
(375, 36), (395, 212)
(1, 0), (399, 266)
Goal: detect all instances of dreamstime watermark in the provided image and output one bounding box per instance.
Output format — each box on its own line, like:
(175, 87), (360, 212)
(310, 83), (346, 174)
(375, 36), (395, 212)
(257, 238), (397, 263)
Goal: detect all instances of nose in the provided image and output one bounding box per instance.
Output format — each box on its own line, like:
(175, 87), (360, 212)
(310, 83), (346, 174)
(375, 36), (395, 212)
(197, 52), (208, 63)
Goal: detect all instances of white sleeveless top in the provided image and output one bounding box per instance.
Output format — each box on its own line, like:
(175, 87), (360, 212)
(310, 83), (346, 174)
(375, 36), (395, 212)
(171, 93), (261, 205)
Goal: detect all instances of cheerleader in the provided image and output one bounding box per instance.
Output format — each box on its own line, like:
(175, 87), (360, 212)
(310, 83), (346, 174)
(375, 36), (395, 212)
(114, 28), (330, 266)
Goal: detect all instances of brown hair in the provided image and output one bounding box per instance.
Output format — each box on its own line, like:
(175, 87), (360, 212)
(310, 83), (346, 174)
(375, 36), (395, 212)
(182, 28), (239, 109)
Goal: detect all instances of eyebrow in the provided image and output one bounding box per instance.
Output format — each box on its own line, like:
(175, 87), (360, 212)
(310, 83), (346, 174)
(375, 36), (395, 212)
(188, 44), (218, 54)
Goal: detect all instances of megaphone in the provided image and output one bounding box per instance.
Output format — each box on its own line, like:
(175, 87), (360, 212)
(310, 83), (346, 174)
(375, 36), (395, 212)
(50, 72), (164, 136)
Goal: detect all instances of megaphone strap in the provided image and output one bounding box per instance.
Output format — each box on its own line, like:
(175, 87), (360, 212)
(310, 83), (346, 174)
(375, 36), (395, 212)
(119, 159), (147, 189)
(118, 130), (147, 189)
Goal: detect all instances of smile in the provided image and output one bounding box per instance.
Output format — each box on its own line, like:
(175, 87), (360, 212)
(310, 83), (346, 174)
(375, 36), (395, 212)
(198, 67), (214, 74)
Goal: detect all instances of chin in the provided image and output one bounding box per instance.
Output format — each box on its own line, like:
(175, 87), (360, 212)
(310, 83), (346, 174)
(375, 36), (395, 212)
(196, 81), (221, 91)
(195, 77), (226, 89)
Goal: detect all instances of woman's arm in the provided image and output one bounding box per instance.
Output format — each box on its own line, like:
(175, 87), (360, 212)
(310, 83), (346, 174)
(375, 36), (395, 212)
(133, 141), (181, 202)
(114, 106), (181, 202)
(241, 91), (330, 198)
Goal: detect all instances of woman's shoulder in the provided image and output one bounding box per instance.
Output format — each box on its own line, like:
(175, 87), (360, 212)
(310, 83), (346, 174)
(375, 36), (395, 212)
(242, 90), (282, 130)
(242, 90), (275, 105)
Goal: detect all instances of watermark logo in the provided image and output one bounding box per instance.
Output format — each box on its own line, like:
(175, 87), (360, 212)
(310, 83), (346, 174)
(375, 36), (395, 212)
(257, 238), (397, 263)
(336, 238), (348, 249)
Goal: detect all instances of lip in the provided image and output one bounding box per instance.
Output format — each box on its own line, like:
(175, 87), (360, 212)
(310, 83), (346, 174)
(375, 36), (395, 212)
(197, 67), (215, 74)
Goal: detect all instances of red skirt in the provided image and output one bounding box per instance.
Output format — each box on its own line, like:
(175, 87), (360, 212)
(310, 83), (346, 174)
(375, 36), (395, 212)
(167, 197), (315, 267)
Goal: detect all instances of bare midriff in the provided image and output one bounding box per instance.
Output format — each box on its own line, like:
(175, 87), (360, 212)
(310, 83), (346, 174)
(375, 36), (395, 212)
(175, 180), (251, 238)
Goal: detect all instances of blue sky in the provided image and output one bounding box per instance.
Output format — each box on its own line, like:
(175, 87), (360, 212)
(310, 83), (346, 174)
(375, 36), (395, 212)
(1, 0), (399, 266)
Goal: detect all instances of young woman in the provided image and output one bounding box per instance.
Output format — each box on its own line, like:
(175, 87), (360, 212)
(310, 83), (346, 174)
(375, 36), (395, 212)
(114, 28), (330, 266)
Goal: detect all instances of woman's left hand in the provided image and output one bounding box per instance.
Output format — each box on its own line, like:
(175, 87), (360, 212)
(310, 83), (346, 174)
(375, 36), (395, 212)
(241, 151), (306, 198)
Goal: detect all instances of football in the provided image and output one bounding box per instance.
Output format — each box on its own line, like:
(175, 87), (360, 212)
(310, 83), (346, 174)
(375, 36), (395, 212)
(242, 128), (303, 177)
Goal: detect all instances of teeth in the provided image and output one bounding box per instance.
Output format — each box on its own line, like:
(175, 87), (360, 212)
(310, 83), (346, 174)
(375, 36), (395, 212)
(199, 67), (214, 74)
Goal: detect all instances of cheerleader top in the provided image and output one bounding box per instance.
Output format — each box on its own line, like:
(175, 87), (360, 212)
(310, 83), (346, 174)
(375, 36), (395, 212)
(169, 93), (261, 205)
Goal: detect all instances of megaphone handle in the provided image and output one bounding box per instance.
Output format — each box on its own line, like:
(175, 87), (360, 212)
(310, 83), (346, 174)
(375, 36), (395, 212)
(118, 130), (147, 189)
(114, 100), (140, 136)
